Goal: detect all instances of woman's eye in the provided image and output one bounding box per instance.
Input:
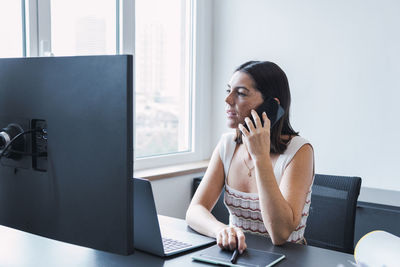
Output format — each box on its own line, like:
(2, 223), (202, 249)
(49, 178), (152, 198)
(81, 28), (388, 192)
(225, 89), (246, 96)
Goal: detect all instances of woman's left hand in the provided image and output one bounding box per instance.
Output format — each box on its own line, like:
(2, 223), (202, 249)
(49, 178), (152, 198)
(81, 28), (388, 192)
(238, 110), (271, 161)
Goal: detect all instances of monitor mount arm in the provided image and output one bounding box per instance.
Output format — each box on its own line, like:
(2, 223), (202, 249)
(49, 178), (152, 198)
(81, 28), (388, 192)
(0, 123), (26, 160)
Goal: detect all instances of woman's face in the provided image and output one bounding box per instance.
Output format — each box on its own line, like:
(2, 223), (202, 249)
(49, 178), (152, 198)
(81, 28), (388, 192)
(225, 71), (264, 129)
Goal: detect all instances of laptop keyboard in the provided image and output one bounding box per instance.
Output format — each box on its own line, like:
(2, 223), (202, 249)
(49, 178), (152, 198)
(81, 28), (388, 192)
(162, 237), (192, 253)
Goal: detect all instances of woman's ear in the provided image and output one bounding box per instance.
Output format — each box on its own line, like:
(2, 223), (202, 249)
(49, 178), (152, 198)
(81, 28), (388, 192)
(273, 97), (281, 105)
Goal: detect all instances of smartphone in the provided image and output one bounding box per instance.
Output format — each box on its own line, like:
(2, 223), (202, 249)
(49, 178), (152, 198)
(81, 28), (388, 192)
(243, 97), (285, 131)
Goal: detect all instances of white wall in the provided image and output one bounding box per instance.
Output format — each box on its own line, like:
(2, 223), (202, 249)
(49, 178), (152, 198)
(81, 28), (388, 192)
(211, 0), (400, 191)
(151, 171), (204, 219)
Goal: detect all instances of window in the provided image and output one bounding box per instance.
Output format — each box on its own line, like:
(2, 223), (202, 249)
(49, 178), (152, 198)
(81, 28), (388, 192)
(0, 1), (24, 57)
(3, 0), (210, 169)
(50, 0), (117, 56)
(134, 0), (192, 159)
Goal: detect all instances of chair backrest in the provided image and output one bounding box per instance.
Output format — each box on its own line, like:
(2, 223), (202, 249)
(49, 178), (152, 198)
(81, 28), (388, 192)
(304, 174), (362, 254)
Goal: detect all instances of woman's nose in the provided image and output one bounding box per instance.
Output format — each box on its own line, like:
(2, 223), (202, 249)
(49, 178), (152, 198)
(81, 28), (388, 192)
(225, 92), (234, 105)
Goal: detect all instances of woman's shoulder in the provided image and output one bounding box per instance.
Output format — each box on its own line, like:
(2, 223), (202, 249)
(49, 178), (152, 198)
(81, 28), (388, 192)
(219, 131), (236, 144)
(283, 135), (312, 155)
(221, 131), (236, 138)
(288, 135), (311, 145)
(218, 132), (237, 169)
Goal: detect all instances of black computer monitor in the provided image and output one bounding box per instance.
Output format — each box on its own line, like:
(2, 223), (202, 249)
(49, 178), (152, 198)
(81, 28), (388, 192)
(0, 55), (134, 255)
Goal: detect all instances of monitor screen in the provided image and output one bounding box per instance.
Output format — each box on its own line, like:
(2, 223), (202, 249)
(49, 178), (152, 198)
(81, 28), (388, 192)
(0, 55), (134, 255)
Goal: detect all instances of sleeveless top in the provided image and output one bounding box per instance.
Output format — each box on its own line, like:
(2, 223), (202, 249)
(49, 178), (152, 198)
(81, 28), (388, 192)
(219, 132), (314, 243)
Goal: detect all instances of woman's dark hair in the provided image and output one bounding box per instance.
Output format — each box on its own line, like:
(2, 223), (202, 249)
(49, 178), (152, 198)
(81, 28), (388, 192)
(234, 61), (299, 154)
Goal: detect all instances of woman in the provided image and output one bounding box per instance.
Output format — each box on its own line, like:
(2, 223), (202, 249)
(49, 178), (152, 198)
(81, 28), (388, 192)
(186, 61), (314, 254)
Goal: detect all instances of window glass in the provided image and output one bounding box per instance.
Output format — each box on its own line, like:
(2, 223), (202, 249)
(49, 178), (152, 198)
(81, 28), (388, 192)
(50, 0), (117, 56)
(135, 0), (192, 158)
(0, 2), (23, 57)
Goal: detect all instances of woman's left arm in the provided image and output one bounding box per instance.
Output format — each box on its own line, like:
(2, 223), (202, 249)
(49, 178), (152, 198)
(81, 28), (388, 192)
(239, 110), (314, 245)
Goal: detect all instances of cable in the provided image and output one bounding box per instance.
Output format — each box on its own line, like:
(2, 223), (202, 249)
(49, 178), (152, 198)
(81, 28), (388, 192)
(0, 129), (40, 160)
(7, 149), (48, 157)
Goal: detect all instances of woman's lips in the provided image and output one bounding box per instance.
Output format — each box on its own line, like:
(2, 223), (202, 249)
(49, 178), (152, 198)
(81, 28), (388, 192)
(226, 110), (237, 118)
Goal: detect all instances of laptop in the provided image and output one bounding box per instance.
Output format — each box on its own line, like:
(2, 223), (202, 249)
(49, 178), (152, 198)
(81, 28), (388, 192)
(133, 177), (215, 257)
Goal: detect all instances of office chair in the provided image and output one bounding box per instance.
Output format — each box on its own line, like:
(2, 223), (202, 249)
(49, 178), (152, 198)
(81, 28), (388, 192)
(192, 177), (229, 224)
(304, 174), (362, 254)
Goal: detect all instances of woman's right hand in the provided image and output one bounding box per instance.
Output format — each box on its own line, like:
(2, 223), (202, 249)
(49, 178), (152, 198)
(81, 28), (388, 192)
(216, 226), (247, 253)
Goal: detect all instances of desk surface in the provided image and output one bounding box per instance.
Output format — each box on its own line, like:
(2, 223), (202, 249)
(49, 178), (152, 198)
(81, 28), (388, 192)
(0, 215), (355, 267)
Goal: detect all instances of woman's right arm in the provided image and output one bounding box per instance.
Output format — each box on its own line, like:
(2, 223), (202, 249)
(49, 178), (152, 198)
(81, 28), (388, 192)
(185, 142), (227, 237)
(186, 141), (247, 253)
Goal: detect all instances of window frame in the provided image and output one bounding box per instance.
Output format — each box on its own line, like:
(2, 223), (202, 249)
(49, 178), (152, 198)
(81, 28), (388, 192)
(24, 0), (212, 170)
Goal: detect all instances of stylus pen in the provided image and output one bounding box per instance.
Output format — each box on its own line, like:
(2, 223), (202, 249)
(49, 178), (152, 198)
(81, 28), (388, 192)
(230, 249), (240, 264)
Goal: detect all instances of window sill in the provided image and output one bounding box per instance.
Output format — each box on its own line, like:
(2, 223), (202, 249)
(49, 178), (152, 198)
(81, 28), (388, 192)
(134, 160), (209, 181)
